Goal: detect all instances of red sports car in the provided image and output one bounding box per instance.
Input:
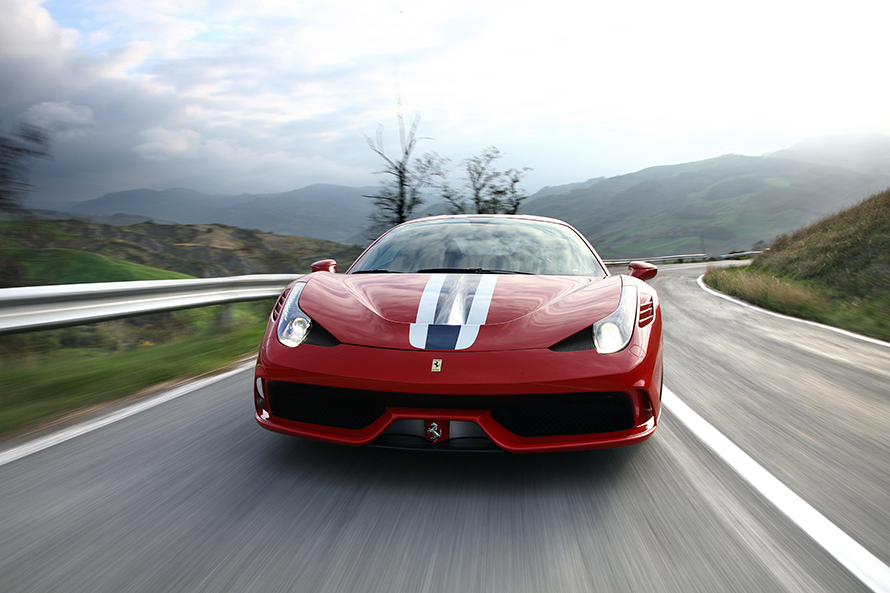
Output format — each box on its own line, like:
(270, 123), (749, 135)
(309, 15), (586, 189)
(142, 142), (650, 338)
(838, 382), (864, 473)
(254, 214), (662, 452)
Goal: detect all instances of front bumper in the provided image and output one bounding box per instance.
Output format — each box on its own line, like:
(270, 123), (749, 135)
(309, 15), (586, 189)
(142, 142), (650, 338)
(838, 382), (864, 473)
(254, 335), (662, 453)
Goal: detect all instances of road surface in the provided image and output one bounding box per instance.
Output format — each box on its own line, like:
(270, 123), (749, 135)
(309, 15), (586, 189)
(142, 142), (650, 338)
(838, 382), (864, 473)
(1, 262), (888, 592)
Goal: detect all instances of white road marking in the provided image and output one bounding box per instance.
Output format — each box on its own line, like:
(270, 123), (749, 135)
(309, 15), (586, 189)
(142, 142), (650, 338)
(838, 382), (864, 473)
(697, 274), (890, 348)
(663, 386), (890, 593)
(0, 360), (255, 468)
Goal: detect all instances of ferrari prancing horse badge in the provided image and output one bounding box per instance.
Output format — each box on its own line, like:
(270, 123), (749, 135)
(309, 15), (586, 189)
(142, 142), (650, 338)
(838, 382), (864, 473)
(431, 359), (442, 372)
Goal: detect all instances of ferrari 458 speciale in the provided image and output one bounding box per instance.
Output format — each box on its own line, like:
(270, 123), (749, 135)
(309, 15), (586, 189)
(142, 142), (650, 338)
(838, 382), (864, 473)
(254, 214), (662, 452)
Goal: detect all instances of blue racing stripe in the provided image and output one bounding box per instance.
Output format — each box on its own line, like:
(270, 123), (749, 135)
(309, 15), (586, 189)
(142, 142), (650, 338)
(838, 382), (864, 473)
(425, 325), (462, 350)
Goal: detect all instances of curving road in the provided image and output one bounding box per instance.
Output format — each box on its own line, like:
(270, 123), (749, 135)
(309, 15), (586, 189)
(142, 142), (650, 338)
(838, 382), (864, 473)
(1, 263), (888, 592)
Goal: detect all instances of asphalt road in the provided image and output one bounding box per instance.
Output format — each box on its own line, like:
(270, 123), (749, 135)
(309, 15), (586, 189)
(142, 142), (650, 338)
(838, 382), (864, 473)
(1, 262), (888, 592)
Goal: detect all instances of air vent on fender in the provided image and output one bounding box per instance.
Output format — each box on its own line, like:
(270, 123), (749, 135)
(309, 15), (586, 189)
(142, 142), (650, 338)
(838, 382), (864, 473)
(639, 294), (654, 327)
(271, 289), (290, 322)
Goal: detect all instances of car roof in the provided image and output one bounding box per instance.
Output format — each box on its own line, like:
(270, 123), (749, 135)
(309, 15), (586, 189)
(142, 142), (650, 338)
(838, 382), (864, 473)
(398, 213), (574, 227)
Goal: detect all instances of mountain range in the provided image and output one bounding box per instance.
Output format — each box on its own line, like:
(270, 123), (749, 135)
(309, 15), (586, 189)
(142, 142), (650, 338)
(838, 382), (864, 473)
(27, 133), (890, 258)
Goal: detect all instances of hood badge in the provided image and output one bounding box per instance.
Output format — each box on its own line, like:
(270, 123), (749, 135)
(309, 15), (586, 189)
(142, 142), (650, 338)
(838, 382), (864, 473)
(431, 359), (442, 372)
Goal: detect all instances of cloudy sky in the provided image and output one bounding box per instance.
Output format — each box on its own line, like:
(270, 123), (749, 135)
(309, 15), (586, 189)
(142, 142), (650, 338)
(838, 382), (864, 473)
(2, 0), (889, 204)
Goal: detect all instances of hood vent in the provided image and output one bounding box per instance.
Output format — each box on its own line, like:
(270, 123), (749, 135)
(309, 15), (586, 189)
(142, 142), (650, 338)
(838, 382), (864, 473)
(549, 326), (595, 352)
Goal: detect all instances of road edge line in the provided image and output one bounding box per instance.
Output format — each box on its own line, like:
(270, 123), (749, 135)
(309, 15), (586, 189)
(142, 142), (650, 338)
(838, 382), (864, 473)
(0, 360), (255, 468)
(696, 274), (889, 348)
(663, 386), (890, 593)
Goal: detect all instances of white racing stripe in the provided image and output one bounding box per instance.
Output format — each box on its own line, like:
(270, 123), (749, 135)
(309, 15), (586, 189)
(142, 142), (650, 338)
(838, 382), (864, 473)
(410, 274), (498, 350)
(415, 274), (447, 324)
(663, 386), (890, 593)
(455, 275), (498, 349)
(465, 275), (498, 324)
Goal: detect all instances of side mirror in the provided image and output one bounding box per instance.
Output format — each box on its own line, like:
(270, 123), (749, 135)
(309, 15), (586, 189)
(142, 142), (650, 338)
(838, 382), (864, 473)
(310, 259), (337, 273)
(627, 261), (657, 281)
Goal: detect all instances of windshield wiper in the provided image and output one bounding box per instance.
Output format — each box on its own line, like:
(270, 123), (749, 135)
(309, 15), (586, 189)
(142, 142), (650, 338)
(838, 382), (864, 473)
(415, 267), (531, 274)
(351, 269), (403, 274)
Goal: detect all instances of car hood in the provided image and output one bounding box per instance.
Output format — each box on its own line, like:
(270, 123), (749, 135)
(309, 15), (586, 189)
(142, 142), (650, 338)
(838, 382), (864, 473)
(297, 272), (623, 351)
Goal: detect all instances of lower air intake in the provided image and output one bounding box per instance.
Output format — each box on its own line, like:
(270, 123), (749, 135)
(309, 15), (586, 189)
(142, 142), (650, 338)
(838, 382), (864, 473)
(490, 392), (633, 437)
(268, 381), (386, 430)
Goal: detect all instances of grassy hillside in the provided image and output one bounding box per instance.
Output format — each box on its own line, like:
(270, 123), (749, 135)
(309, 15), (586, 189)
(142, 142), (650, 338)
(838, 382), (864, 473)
(14, 248), (193, 285)
(704, 188), (890, 342)
(0, 218), (364, 287)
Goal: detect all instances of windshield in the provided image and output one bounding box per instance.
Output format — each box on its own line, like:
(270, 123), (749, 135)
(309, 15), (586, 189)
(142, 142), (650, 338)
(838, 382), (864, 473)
(349, 218), (606, 276)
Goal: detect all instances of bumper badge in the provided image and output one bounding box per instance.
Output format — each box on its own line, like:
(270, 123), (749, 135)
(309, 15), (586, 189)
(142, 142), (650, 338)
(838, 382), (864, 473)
(431, 359), (442, 372)
(426, 421), (443, 442)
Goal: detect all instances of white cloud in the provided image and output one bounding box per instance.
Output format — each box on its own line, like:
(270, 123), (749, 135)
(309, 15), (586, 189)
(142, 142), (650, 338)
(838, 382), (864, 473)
(21, 101), (95, 139)
(4, 0), (890, 204)
(133, 127), (202, 160)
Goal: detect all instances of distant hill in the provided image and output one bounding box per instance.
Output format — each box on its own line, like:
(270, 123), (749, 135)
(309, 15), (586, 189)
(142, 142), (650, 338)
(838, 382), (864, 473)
(0, 220), (365, 287)
(530, 178), (606, 199)
(522, 152), (890, 257)
(12, 248), (194, 286)
(29, 133), (890, 258)
(64, 184), (378, 244)
(767, 133), (890, 177)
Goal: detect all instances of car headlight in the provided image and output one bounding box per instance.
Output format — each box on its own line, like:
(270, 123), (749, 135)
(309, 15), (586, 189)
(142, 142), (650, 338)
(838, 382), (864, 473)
(277, 283), (312, 347)
(593, 284), (637, 354)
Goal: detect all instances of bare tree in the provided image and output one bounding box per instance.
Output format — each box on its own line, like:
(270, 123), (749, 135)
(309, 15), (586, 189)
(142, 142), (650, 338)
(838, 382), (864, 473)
(500, 166), (533, 214)
(441, 146), (531, 215)
(0, 124), (51, 212)
(362, 114), (447, 238)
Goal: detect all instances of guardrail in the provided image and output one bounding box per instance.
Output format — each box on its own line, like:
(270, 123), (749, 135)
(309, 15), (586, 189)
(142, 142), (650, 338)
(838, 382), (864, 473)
(603, 253), (708, 266)
(713, 250), (763, 260)
(0, 251), (762, 336)
(0, 274), (301, 336)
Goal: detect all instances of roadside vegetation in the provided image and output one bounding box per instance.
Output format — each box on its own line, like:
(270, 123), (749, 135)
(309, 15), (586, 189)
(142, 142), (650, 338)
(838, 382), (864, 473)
(0, 300), (273, 436)
(704, 188), (890, 342)
(0, 233), (277, 436)
(0, 131), (282, 436)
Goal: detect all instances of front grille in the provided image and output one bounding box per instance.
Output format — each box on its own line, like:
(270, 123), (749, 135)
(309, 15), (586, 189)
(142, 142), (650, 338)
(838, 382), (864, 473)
(268, 382), (386, 429)
(490, 392), (633, 437)
(267, 381), (634, 438)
